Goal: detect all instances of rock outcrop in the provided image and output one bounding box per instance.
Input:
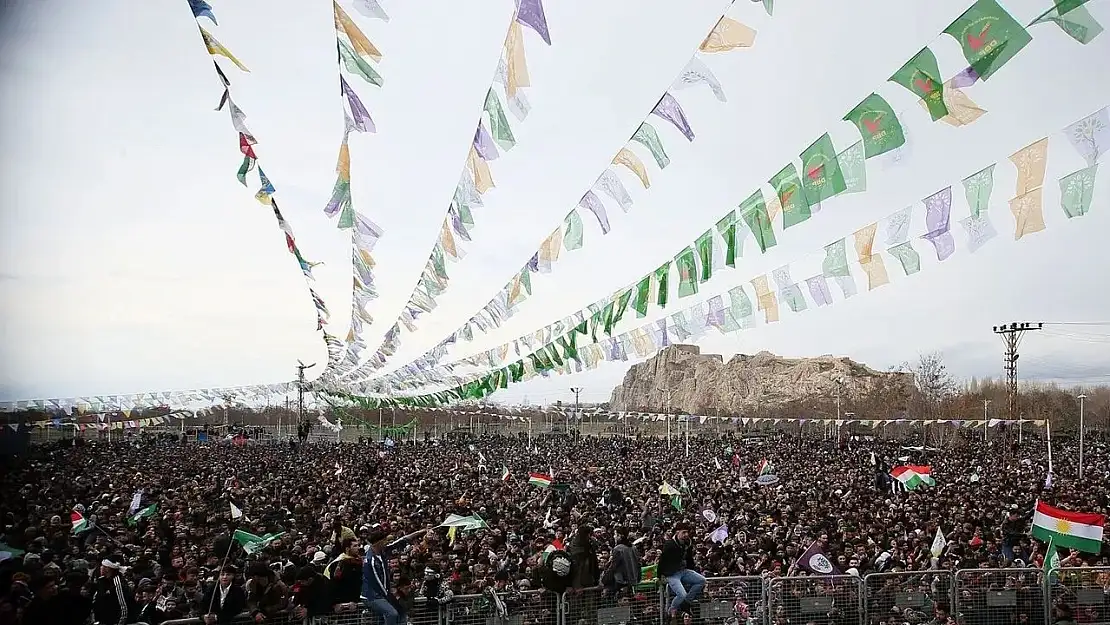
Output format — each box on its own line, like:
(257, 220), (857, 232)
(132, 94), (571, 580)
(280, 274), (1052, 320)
(608, 345), (911, 414)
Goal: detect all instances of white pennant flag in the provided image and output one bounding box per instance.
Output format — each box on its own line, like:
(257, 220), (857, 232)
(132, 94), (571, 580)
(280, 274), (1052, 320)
(230, 502), (243, 519)
(930, 526), (946, 558)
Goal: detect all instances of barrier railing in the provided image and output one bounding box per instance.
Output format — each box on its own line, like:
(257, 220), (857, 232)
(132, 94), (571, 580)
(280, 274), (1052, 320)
(1049, 566), (1110, 625)
(864, 570), (956, 623)
(445, 590), (557, 625)
(767, 574), (865, 625)
(144, 568), (1109, 625)
(564, 583), (664, 625)
(954, 568), (1048, 625)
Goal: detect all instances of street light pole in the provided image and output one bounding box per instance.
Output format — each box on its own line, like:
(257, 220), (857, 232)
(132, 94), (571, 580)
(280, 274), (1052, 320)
(296, 361), (316, 432)
(1077, 394), (1087, 479)
(569, 387), (582, 434)
(982, 399), (991, 442)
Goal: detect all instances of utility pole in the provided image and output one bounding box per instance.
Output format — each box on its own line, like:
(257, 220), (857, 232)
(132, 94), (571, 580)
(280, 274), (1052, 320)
(569, 387), (582, 434)
(992, 322), (1042, 420)
(296, 361), (316, 433)
(1077, 393), (1087, 479)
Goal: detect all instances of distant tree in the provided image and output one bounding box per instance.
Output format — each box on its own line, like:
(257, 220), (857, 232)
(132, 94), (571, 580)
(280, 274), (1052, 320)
(904, 351), (958, 419)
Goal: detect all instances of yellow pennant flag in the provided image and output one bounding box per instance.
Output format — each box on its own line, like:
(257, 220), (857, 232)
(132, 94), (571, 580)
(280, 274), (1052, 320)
(1009, 188), (1046, 239)
(507, 274), (525, 308)
(337, 141), (351, 181)
(612, 148), (650, 188)
(751, 275), (779, 323)
(467, 146), (495, 193)
(200, 27), (249, 72)
(440, 222), (458, 258)
(538, 227), (563, 265)
(504, 20), (531, 97)
(933, 81), (987, 128)
(1010, 138), (1049, 196)
(853, 223), (890, 290)
(357, 248), (376, 268)
(334, 2), (382, 61)
(699, 16), (756, 53)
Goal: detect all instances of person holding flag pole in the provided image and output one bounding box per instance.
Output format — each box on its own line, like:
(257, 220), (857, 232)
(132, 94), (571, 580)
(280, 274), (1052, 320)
(362, 525), (433, 625)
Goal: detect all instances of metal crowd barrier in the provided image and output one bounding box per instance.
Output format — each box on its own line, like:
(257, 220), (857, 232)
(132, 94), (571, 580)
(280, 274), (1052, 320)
(445, 590), (557, 625)
(953, 567), (1048, 625)
(767, 574), (866, 625)
(864, 570), (956, 624)
(153, 568), (1108, 625)
(1048, 566), (1110, 625)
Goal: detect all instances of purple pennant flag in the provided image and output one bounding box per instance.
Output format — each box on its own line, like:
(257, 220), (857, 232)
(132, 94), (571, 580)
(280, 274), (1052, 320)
(341, 76), (375, 133)
(805, 275), (833, 306)
(706, 295), (726, 327)
(515, 0), (551, 45)
(651, 92), (695, 141)
(921, 186), (955, 261)
(527, 253), (540, 272)
(950, 66), (980, 89)
(656, 319), (670, 347)
(579, 190), (611, 234)
(473, 123), (499, 161)
(448, 206), (471, 241)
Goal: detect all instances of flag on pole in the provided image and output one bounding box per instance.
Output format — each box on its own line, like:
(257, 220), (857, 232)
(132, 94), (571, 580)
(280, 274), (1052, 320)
(71, 511), (89, 534)
(529, 472), (552, 488)
(232, 530), (285, 555)
(230, 502), (243, 519)
(1042, 535), (1060, 580)
(1031, 500), (1105, 553)
(757, 459), (773, 476)
(890, 465), (935, 491)
(795, 541), (841, 575)
(930, 527), (946, 558)
(501, 467), (511, 482)
(128, 491), (143, 516)
(127, 504), (158, 527)
(709, 524), (729, 543)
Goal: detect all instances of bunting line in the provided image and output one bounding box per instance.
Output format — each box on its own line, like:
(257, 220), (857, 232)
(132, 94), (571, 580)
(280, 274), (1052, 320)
(320, 102), (1106, 406)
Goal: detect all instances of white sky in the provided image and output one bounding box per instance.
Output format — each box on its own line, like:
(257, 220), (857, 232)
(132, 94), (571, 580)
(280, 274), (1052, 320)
(2, 0), (1109, 405)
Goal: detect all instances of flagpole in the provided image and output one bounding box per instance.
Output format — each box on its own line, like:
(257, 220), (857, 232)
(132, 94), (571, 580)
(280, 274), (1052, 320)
(208, 530), (238, 615)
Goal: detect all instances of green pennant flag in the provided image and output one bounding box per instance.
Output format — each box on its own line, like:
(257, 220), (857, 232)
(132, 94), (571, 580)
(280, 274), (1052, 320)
(740, 189), (776, 253)
(607, 290), (633, 332)
(716, 211), (738, 267)
(563, 211), (584, 250)
(770, 164), (811, 229)
(633, 275), (652, 317)
(232, 530), (286, 555)
(695, 230), (714, 282)
(890, 47), (948, 121)
(338, 39), (384, 86)
(1059, 165), (1098, 218)
(128, 504), (157, 527)
(838, 141), (867, 195)
(843, 93), (906, 158)
(632, 122), (670, 168)
(236, 156), (255, 186)
(822, 239), (851, 277)
(670, 494), (683, 511)
(800, 134), (847, 204)
(655, 261), (671, 307)
(484, 90), (516, 151)
(944, 0), (1031, 80)
(1033, 3), (1103, 44)
(729, 285), (753, 320)
(962, 165), (996, 218)
(887, 242), (922, 275)
(674, 248), (698, 298)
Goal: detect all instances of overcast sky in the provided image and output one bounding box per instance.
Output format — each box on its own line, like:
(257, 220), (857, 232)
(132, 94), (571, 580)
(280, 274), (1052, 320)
(1, 0), (1108, 405)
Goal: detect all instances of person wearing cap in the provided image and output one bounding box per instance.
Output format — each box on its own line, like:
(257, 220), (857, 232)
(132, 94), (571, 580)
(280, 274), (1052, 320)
(291, 565), (332, 620)
(659, 523), (706, 619)
(93, 558), (136, 625)
(245, 561), (288, 622)
(362, 526), (431, 625)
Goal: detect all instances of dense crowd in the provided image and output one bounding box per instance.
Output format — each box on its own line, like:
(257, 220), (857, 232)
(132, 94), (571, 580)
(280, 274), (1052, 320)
(0, 425), (1107, 625)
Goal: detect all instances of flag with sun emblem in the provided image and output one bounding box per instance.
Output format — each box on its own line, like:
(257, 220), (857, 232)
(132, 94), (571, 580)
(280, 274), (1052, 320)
(1031, 500), (1105, 554)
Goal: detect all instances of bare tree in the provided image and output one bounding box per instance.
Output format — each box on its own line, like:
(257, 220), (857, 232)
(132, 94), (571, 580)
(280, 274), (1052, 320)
(904, 351), (957, 418)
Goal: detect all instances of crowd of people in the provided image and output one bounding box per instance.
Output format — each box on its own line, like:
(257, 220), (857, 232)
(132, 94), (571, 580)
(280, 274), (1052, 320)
(0, 424), (1107, 625)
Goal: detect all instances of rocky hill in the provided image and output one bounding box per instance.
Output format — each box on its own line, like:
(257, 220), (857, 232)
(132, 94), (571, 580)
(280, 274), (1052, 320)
(608, 345), (913, 414)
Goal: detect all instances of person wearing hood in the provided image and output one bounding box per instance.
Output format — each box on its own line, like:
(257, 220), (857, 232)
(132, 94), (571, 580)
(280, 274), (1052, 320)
(362, 526), (431, 625)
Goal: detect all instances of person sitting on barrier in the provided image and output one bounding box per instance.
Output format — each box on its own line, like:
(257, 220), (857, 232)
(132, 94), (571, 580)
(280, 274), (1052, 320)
(361, 526), (431, 625)
(659, 523), (706, 619)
